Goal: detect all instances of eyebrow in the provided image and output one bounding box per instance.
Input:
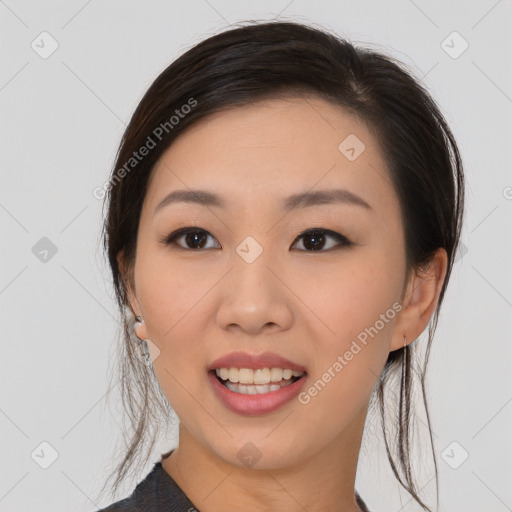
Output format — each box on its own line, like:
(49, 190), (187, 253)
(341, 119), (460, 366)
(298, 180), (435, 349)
(153, 188), (372, 216)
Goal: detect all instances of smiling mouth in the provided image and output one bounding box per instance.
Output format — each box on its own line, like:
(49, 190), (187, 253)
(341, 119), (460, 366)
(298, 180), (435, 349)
(209, 369), (306, 395)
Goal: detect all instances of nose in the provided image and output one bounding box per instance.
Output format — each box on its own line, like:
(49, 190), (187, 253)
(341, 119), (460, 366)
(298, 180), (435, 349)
(215, 245), (294, 336)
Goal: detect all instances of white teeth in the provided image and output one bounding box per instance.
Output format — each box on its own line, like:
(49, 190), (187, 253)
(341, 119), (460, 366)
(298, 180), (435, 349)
(253, 369), (267, 385)
(224, 378), (295, 395)
(214, 367), (305, 385)
(228, 368), (238, 383)
(270, 368), (282, 382)
(238, 368), (253, 384)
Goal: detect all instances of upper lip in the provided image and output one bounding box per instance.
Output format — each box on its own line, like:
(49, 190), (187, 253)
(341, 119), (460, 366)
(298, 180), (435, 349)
(208, 351), (307, 373)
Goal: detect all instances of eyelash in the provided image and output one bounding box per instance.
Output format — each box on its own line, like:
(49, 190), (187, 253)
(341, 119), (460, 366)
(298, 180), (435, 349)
(160, 227), (353, 252)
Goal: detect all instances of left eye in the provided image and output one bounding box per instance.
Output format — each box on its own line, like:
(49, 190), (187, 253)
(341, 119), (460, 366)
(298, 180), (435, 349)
(292, 229), (352, 251)
(162, 227), (352, 252)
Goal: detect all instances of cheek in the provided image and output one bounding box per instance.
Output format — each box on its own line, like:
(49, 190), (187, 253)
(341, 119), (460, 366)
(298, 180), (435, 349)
(134, 258), (212, 414)
(134, 249), (224, 377)
(292, 250), (403, 386)
(294, 252), (400, 333)
(135, 251), (196, 346)
(293, 265), (398, 434)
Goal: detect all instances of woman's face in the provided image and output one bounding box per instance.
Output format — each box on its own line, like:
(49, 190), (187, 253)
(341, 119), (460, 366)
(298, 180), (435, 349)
(128, 96), (410, 469)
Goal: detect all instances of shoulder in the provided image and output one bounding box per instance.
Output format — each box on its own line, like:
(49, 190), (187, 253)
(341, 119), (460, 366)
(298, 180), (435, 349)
(95, 459), (196, 512)
(95, 462), (160, 511)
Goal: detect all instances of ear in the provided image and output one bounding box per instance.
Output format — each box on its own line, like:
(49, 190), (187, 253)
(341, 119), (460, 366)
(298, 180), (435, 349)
(389, 248), (448, 352)
(117, 250), (148, 340)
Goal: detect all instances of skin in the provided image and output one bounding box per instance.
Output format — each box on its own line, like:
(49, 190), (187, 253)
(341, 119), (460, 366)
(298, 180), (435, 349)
(120, 95), (447, 512)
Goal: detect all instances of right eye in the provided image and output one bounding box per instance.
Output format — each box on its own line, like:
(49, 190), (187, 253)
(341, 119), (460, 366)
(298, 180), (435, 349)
(161, 227), (221, 250)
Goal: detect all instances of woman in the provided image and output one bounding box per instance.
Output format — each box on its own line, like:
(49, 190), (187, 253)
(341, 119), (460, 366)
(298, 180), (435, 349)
(96, 20), (464, 512)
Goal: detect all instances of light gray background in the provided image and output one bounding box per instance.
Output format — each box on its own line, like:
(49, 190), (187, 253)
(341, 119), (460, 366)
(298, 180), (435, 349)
(1, 1), (511, 511)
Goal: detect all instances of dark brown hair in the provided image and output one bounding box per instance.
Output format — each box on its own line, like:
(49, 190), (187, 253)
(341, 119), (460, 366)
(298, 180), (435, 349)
(98, 20), (464, 510)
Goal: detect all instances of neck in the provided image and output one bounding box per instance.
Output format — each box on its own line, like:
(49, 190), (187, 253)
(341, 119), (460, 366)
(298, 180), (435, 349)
(162, 406), (369, 512)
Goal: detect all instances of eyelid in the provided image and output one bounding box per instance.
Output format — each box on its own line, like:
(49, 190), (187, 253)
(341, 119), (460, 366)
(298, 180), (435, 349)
(291, 228), (352, 251)
(160, 227), (220, 249)
(161, 226), (353, 251)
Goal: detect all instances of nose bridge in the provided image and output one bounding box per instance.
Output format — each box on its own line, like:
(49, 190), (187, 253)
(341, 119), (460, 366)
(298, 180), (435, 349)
(231, 233), (280, 297)
(215, 233), (293, 334)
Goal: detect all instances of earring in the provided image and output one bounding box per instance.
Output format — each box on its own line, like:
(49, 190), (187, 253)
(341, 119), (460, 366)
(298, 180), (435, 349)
(133, 315), (145, 341)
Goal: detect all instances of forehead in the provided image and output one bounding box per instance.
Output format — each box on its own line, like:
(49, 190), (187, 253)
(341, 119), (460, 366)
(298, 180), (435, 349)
(144, 96), (396, 215)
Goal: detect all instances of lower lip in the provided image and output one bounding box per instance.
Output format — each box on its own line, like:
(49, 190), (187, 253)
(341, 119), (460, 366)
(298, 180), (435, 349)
(208, 371), (307, 416)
